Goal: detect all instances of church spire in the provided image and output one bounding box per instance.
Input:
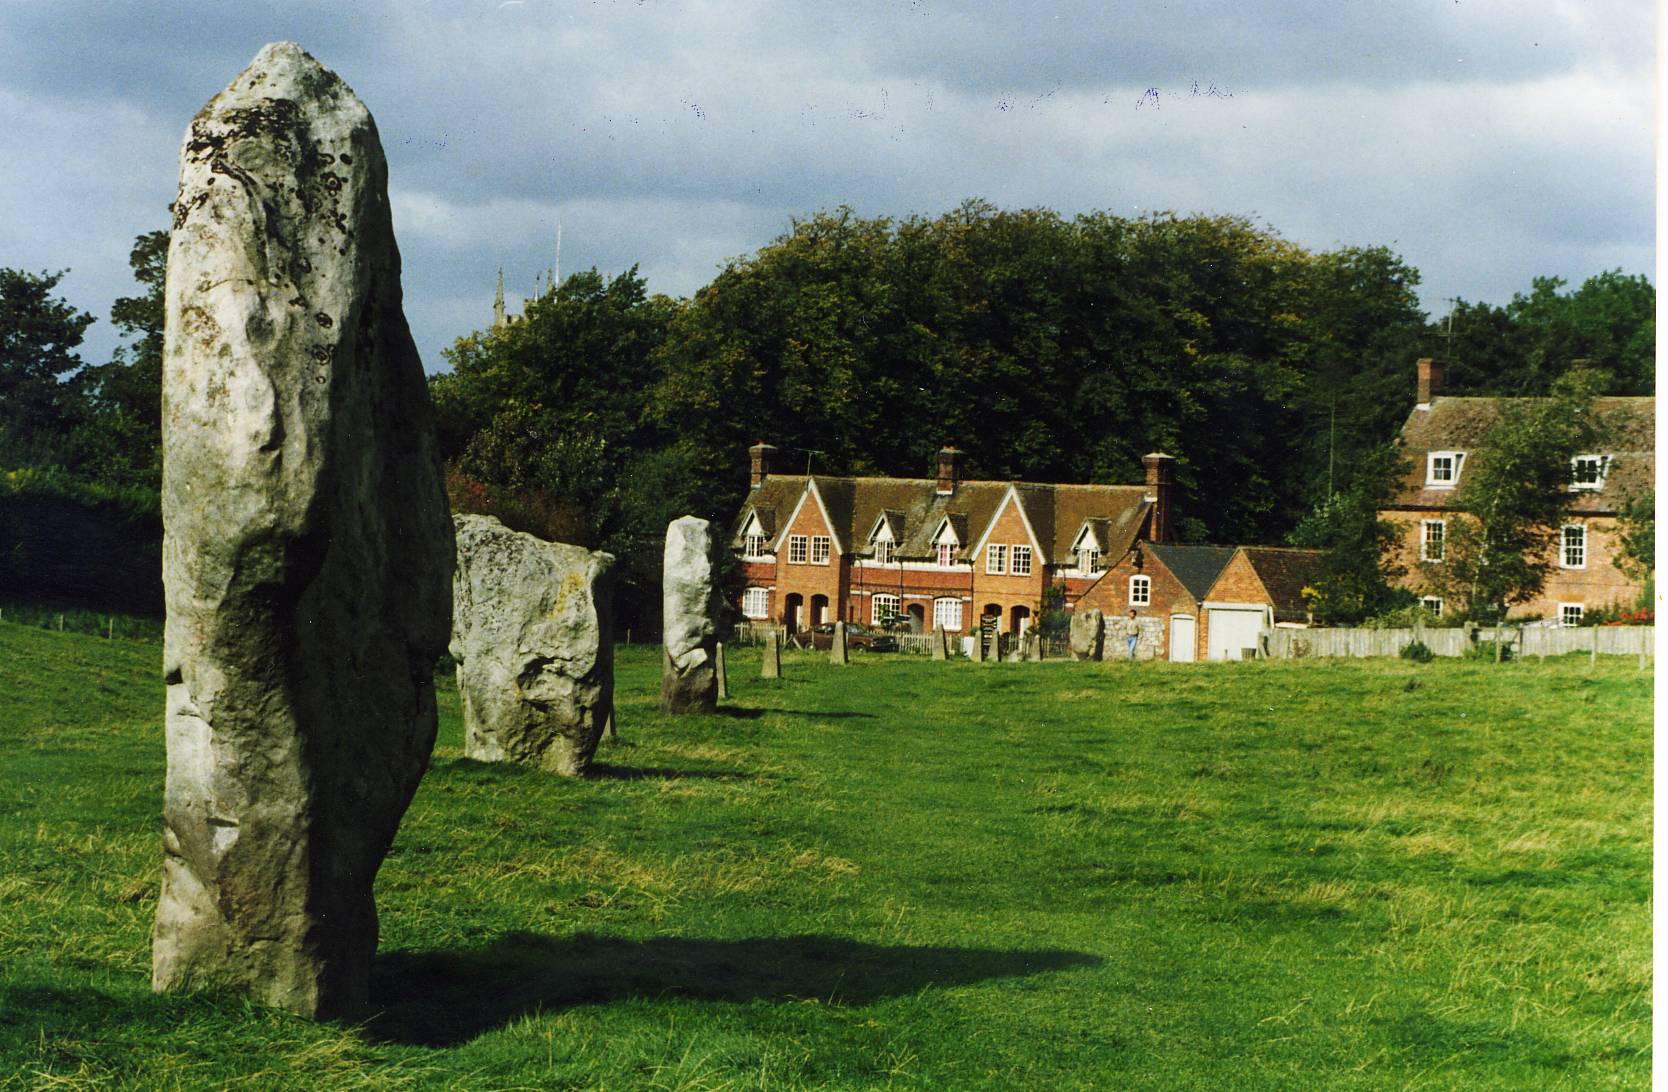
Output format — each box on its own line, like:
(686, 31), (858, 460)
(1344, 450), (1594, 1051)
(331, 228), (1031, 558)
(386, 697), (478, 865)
(492, 267), (506, 330)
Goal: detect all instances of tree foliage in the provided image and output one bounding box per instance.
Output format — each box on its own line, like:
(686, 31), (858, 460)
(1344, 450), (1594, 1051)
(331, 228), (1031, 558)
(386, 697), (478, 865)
(0, 268), (95, 464)
(1418, 369), (1611, 620)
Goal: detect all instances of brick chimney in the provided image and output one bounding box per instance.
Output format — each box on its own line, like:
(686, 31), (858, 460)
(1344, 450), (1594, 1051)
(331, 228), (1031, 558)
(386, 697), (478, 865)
(935, 447), (964, 495)
(749, 442), (777, 490)
(1143, 452), (1176, 544)
(1416, 358), (1446, 406)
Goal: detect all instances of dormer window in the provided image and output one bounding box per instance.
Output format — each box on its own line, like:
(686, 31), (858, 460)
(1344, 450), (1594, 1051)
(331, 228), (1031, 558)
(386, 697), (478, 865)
(1426, 450), (1465, 488)
(744, 533), (769, 559)
(1570, 454), (1610, 491)
(1078, 547), (1100, 573)
(875, 540), (896, 563)
(933, 520), (960, 567)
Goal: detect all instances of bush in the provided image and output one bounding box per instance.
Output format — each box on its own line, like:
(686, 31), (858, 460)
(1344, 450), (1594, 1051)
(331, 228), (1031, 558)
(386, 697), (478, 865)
(1363, 603), (1452, 629)
(1465, 640), (1513, 662)
(1398, 639), (1434, 663)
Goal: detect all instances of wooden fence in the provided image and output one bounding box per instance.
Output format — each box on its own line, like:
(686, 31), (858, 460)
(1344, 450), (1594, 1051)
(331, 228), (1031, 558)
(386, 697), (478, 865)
(1265, 624), (1653, 661)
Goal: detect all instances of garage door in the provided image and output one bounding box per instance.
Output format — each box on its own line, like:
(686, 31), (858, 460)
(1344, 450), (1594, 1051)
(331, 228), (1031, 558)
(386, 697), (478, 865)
(1206, 606), (1265, 660)
(1169, 614), (1197, 662)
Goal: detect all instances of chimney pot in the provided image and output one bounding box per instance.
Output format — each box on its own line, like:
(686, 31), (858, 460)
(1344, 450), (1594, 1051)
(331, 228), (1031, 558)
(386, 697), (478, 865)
(749, 442), (777, 490)
(1416, 358), (1446, 405)
(1142, 452), (1177, 544)
(935, 446), (964, 495)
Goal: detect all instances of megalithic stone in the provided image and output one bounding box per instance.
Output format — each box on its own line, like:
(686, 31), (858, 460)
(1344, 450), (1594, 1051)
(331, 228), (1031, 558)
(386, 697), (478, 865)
(761, 629), (782, 679)
(716, 641), (730, 699)
(831, 621), (850, 665)
(661, 516), (718, 713)
(970, 625), (986, 662)
(1070, 608), (1105, 661)
(153, 43), (453, 1020)
(450, 514), (614, 776)
(931, 628), (948, 661)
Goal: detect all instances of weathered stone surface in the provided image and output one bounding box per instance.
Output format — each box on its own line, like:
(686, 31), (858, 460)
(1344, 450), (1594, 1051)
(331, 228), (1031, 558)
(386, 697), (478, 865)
(1070, 609), (1104, 661)
(715, 641), (730, 699)
(931, 628), (948, 661)
(761, 629), (782, 678)
(450, 514), (614, 776)
(831, 621), (849, 665)
(154, 43), (453, 1019)
(661, 516), (718, 713)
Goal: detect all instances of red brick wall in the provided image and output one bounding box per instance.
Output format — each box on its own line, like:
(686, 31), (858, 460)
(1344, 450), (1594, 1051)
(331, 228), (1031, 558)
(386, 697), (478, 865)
(772, 494), (845, 630)
(1078, 549), (1199, 660)
(1389, 509), (1645, 621)
(969, 497), (1046, 631)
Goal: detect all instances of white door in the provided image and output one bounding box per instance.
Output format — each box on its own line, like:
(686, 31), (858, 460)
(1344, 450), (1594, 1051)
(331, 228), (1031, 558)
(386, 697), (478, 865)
(1207, 607), (1265, 660)
(1169, 614), (1197, 662)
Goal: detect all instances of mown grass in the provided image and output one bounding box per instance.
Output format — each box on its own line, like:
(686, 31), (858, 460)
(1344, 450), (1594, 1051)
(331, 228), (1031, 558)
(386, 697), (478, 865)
(0, 623), (1651, 1089)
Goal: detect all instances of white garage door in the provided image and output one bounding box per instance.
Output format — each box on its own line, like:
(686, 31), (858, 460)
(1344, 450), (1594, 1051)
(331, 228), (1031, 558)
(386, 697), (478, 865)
(1207, 606), (1265, 660)
(1169, 614), (1197, 662)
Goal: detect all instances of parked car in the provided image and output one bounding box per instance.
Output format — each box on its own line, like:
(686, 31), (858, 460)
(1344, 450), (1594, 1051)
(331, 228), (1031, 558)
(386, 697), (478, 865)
(808, 622), (898, 652)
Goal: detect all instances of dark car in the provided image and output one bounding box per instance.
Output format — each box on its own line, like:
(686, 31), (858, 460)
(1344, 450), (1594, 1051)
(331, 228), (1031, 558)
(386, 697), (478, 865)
(808, 622), (898, 652)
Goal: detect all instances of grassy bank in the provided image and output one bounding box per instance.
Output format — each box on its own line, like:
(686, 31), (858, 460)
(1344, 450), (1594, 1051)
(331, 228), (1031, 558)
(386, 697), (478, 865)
(0, 622), (1651, 1089)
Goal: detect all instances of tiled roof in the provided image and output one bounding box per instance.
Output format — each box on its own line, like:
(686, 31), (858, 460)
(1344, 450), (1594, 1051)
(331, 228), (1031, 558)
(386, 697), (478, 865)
(1389, 396), (1654, 514)
(1237, 547), (1328, 622)
(1146, 543), (1237, 602)
(731, 473), (1151, 565)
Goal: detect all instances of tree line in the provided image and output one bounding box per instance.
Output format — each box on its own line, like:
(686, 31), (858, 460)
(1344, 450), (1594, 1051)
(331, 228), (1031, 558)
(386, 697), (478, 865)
(0, 202), (1654, 627)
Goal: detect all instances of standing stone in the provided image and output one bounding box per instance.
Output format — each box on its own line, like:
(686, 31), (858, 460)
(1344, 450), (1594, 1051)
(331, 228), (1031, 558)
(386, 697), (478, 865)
(761, 629), (782, 679)
(970, 625), (986, 663)
(450, 514), (614, 777)
(1024, 632), (1043, 662)
(831, 621), (850, 665)
(1070, 609), (1105, 661)
(931, 628), (948, 660)
(153, 43), (453, 1020)
(716, 641), (731, 699)
(661, 516), (718, 713)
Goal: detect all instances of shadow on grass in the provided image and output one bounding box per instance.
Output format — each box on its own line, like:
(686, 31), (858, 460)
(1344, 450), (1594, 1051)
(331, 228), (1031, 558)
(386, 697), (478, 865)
(368, 931), (1101, 1046)
(586, 763), (750, 781)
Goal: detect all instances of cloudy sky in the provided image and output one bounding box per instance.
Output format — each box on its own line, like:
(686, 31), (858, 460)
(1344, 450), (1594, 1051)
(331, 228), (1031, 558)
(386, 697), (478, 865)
(2, 1), (1653, 373)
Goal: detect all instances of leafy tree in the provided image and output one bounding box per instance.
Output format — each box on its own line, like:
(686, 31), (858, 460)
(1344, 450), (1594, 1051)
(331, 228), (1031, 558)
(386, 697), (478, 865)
(1418, 368), (1611, 620)
(1288, 442), (1413, 623)
(1613, 488), (1653, 584)
(0, 268), (94, 464)
(70, 229), (168, 490)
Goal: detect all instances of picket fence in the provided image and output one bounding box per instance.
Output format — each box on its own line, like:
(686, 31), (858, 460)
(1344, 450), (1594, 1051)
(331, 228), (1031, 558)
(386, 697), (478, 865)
(1265, 624), (1653, 661)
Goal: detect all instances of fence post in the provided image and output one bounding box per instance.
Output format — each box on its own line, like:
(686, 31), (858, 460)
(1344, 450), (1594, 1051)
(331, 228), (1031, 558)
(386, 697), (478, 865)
(1589, 626), (1599, 669)
(57, 614), (64, 632)
(108, 616), (114, 640)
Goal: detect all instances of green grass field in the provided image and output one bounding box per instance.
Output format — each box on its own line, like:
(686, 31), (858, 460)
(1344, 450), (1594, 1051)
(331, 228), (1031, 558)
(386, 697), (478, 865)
(0, 622), (1651, 1089)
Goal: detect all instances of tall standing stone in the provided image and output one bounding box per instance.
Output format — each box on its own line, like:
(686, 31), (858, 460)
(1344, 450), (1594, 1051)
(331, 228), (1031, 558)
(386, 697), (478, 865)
(715, 641), (731, 699)
(761, 629), (782, 679)
(831, 621), (850, 665)
(153, 43), (453, 1019)
(661, 516), (718, 713)
(932, 628), (949, 661)
(450, 514), (614, 777)
(1070, 609), (1105, 661)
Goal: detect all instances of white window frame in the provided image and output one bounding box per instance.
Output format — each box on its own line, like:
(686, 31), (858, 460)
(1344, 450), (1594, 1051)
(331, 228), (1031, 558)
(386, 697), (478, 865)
(1569, 454), (1610, 491)
(871, 593), (900, 625)
(986, 544), (1007, 574)
(1560, 603), (1584, 627)
(1011, 545), (1033, 577)
(933, 597), (964, 632)
(1129, 575), (1151, 606)
(1561, 524), (1586, 570)
(741, 587), (769, 619)
(787, 535), (808, 565)
(743, 533), (769, 559)
(1420, 519), (1446, 563)
(937, 542), (957, 568)
(1419, 596), (1444, 618)
(810, 535), (831, 565)
(874, 539), (896, 564)
(1078, 547), (1100, 573)
(1426, 450), (1465, 488)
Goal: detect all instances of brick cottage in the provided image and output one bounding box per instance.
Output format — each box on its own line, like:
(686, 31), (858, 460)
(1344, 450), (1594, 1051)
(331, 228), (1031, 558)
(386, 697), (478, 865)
(728, 444), (1177, 637)
(1380, 359), (1654, 625)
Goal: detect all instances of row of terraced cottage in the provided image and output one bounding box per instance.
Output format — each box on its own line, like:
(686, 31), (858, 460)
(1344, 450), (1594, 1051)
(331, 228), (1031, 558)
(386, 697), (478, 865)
(727, 360), (1655, 661)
